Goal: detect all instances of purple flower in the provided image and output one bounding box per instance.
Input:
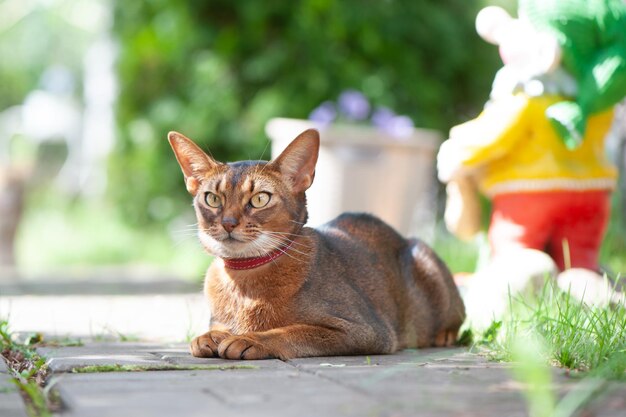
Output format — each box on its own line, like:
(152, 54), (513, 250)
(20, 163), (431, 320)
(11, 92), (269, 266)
(371, 106), (396, 130)
(385, 115), (414, 138)
(337, 89), (370, 121)
(372, 107), (414, 138)
(308, 101), (337, 126)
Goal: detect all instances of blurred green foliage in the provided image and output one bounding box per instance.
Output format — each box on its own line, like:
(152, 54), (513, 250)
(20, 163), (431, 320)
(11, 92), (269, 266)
(112, 0), (502, 225)
(0, 1), (96, 110)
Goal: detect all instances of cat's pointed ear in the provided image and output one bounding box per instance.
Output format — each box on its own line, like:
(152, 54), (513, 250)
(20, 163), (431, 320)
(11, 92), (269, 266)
(168, 131), (221, 195)
(271, 129), (320, 193)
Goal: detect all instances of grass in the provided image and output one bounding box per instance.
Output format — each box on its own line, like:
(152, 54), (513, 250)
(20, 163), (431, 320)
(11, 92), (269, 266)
(16, 192), (209, 280)
(600, 195), (626, 274)
(0, 320), (56, 417)
(71, 363), (258, 373)
(468, 279), (626, 417)
(95, 326), (142, 343)
(475, 280), (626, 378)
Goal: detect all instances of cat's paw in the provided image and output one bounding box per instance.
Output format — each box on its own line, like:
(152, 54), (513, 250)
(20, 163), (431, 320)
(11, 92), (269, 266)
(190, 330), (232, 358)
(217, 335), (278, 360)
(434, 329), (458, 347)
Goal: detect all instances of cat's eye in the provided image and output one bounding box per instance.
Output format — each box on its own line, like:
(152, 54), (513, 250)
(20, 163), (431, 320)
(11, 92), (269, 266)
(205, 192), (222, 208)
(250, 192), (271, 208)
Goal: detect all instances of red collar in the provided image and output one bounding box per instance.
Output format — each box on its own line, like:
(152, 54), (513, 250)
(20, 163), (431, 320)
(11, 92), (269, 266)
(223, 241), (294, 270)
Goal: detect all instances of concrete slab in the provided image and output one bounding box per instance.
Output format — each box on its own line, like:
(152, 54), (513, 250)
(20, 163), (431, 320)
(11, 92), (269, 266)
(37, 343), (171, 372)
(26, 342), (626, 417)
(287, 349), (528, 416)
(0, 357), (29, 417)
(287, 347), (486, 369)
(37, 343), (290, 373)
(52, 368), (376, 417)
(3, 288), (623, 417)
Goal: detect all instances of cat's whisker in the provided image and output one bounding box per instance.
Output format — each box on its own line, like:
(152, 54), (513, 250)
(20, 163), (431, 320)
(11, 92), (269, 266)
(280, 229), (308, 240)
(172, 223), (200, 229)
(171, 226), (201, 235)
(259, 235), (312, 258)
(259, 232), (313, 249)
(171, 234), (199, 247)
(171, 231), (200, 237)
(257, 234), (308, 263)
(255, 161), (269, 176)
(263, 239), (312, 253)
(171, 231), (201, 239)
(257, 139), (271, 162)
(255, 143), (273, 176)
(171, 234), (196, 241)
(265, 234), (310, 247)
(270, 240), (312, 250)
(250, 239), (273, 258)
(262, 230), (310, 237)
(257, 232), (296, 245)
(273, 244), (308, 263)
(256, 233), (304, 253)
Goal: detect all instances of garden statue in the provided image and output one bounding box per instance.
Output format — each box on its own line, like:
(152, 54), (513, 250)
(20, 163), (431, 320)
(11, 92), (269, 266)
(437, 2), (626, 324)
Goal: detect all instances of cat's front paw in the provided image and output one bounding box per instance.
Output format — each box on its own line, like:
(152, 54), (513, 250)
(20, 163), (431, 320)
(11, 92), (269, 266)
(217, 335), (279, 360)
(190, 330), (232, 358)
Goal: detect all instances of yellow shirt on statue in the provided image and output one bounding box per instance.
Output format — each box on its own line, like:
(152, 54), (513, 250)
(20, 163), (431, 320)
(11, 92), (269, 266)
(439, 94), (617, 197)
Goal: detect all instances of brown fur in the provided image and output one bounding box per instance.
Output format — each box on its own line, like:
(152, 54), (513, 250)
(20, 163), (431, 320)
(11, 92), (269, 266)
(168, 129), (465, 360)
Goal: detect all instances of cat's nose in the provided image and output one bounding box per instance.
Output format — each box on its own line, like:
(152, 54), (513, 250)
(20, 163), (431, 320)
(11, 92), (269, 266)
(221, 217), (239, 233)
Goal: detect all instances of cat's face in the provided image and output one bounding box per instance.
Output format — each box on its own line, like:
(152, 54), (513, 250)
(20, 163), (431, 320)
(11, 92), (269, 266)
(169, 129), (319, 259)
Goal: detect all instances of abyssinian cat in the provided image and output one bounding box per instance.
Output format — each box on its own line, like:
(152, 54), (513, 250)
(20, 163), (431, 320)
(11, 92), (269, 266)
(168, 129), (465, 360)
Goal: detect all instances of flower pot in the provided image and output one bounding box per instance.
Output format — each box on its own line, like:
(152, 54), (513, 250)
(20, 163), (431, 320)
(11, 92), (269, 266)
(266, 118), (442, 238)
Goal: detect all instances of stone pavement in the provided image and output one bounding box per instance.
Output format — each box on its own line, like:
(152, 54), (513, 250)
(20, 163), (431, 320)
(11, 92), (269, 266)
(1, 281), (626, 417)
(0, 343), (620, 417)
(0, 355), (29, 417)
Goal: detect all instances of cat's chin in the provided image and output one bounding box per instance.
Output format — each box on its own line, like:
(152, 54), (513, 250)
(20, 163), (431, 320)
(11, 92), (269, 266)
(198, 231), (263, 259)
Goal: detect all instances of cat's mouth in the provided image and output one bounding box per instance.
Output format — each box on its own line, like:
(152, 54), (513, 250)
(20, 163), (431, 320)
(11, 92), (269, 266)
(198, 230), (264, 259)
(216, 230), (251, 243)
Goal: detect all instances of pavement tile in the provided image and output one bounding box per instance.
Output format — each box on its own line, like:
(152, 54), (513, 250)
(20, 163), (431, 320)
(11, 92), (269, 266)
(0, 358), (29, 417)
(287, 347), (477, 369)
(53, 368), (375, 417)
(37, 343), (291, 372)
(34, 343), (626, 417)
(37, 343), (170, 372)
(287, 349), (530, 416)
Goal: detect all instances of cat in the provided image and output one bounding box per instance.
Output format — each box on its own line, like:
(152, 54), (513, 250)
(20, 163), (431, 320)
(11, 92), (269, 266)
(168, 128), (465, 360)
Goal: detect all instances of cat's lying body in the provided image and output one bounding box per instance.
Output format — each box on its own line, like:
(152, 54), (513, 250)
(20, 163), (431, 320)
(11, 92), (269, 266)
(169, 129), (465, 360)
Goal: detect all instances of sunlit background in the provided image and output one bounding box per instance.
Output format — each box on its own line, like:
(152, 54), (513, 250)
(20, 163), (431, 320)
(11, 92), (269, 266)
(0, 0), (624, 283)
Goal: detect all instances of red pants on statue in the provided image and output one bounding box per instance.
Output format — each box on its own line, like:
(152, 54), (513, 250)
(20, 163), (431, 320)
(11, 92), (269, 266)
(488, 190), (611, 271)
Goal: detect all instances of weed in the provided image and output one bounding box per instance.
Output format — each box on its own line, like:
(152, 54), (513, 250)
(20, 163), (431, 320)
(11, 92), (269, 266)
(39, 338), (83, 348)
(477, 280), (626, 377)
(509, 334), (610, 417)
(472, 279), (625, 416)
(0, 319), (57, 416)
(71, 363), (258, 373)
(100, 325), (141, 343)
(0, 386), (18, 394)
